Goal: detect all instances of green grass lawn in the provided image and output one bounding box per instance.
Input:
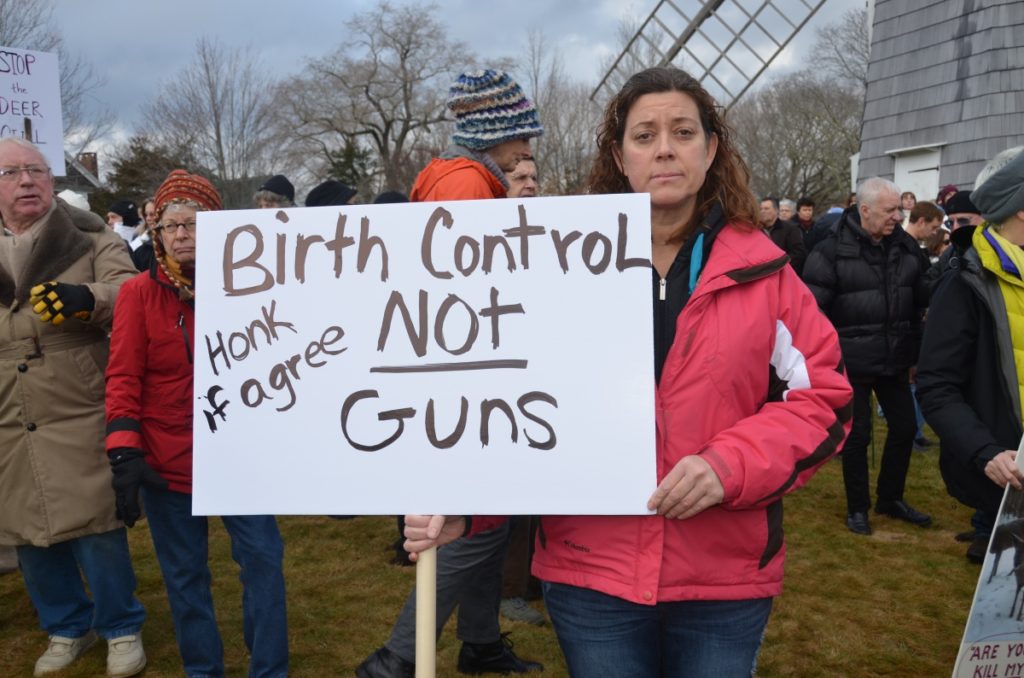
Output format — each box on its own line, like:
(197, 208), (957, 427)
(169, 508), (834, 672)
(0, 429), (981, 676)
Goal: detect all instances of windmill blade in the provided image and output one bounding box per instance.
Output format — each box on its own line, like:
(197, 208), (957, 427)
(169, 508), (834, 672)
(593, 0), (828, 110)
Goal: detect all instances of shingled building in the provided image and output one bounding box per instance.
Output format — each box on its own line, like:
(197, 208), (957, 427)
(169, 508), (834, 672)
(856, 0), (1024, 197)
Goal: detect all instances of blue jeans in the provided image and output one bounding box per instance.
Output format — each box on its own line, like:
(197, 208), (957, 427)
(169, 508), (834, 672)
(543, 582), (772, 678)
(142, 487), (288, 678)
(17, 528), (146, 639)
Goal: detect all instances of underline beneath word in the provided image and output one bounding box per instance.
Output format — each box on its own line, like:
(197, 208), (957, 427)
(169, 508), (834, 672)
(369, 359), (529, 374)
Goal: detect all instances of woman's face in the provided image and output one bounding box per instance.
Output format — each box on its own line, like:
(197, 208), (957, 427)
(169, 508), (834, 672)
(158, 205), (197, 267)
(143, 201), (157, 229)
(614, 91), (717, 215)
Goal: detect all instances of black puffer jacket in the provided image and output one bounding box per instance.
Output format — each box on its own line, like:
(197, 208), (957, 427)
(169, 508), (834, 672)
(803, 208), (931, 378)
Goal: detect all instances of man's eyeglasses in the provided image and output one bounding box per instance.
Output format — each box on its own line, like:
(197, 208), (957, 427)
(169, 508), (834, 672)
(0, 165), (49, 182)
(155, 221), (197, 236)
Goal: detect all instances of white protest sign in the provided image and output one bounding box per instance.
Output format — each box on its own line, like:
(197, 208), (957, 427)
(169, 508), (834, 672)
(192, 194), (656, 516)
(954, 433), (1024, 678)
(0, 47), (64, 175)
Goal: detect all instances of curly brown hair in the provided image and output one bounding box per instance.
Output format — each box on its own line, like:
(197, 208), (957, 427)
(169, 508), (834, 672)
(587, 67), (757, 239)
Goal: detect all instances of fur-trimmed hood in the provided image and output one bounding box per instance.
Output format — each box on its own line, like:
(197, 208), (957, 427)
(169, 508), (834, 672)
(0, 197), (106, 306)
(0, 199), (137, 547)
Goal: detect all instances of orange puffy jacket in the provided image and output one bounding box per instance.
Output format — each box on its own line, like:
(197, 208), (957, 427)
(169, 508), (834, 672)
(410, 157), (505, 202)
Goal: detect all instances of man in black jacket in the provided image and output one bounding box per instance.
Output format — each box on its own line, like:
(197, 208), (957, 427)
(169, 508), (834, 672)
(760, 196), (806, 274)
(917, 147), (1024, 562)
(804, 177), (932, 535)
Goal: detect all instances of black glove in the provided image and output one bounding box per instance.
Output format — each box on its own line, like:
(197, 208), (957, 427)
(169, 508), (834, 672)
(29, 281), (96, 325)
(108, 448), (168, 527)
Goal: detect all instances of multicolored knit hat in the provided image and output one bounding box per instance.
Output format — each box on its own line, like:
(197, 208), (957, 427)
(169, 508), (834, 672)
(152, 170), (221, 298)
(447, 70), (544, 151)
(154, 169), (222, 217)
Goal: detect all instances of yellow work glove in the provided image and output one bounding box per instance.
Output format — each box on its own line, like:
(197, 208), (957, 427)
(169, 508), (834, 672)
(28, 281), (95, 325)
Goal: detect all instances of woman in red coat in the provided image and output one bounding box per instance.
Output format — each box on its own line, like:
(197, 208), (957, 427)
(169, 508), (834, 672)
(105, 171), (289, 677)
(403, 67), (853, 678)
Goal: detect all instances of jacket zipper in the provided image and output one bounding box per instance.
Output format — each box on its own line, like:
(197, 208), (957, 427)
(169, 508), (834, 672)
(178, 312), (193, 364)
(659, 278), (666, 301)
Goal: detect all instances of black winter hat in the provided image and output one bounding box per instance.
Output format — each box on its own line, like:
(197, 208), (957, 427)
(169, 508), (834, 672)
(373, 191), (408, 204)
(259, 174), (295, 203)
(944, 190), (980, 216)
(108, 199), (141, 227)
(305, 180), (358, 207)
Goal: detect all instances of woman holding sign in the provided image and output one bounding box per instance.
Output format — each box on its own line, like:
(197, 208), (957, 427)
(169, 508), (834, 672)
(404, 66), (853, 677)
(104, 171), (289, 677)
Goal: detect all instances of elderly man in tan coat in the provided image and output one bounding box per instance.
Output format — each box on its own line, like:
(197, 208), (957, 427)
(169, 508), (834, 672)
(0, 139), (147, 677)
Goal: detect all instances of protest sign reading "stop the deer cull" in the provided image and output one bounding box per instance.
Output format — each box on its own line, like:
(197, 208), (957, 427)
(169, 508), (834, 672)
(0, 46), (64, 174)
(192, 194), (656, 516)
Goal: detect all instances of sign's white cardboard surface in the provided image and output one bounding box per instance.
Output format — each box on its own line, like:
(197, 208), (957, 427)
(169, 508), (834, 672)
(192, 194), (656, 516)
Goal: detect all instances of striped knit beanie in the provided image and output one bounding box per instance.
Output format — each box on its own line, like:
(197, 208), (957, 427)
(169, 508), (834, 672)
(154, 169), (222, 216)
(448, 70), (544, 150)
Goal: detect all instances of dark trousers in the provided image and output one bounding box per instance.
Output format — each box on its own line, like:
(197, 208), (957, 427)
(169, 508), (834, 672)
(843, 374), (917, 513)
(385, 524), (511, 662)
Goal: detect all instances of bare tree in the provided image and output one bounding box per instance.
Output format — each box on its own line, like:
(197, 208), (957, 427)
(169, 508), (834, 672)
(727, 7), (870, 207)
(519, 30), (600, 195)
(0, 0), (58, 47)
(142, 38), (280, 208)
(592, 12), (707, 108)
(730, 72), (862, 206)
(0, 0), (113, 153)
(274, 1), (478, 195)
(811, 8), (871, 93)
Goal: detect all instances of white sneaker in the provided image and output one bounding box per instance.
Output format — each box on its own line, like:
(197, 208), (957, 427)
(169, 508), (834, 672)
(33, 630), (98, 675)
(106, 634), (146, 678)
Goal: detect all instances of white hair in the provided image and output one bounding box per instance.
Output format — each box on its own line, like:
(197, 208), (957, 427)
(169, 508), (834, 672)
(780, 199), (796, 211)
(975, 146), (1024, 190)
(252, 189), (294, 208)
(857, 177), (900, 207)
(0, 137), (48, 164)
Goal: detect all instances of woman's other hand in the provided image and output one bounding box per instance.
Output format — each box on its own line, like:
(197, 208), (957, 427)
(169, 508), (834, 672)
(647, 455), (725, 519)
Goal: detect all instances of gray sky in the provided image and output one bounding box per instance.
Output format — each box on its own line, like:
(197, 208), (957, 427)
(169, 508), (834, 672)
(51, 0), (855, 155)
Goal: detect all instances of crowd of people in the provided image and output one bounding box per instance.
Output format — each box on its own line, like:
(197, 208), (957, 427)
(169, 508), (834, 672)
(0, 62), (1020, 678)
(765, 159), (1022, 553)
